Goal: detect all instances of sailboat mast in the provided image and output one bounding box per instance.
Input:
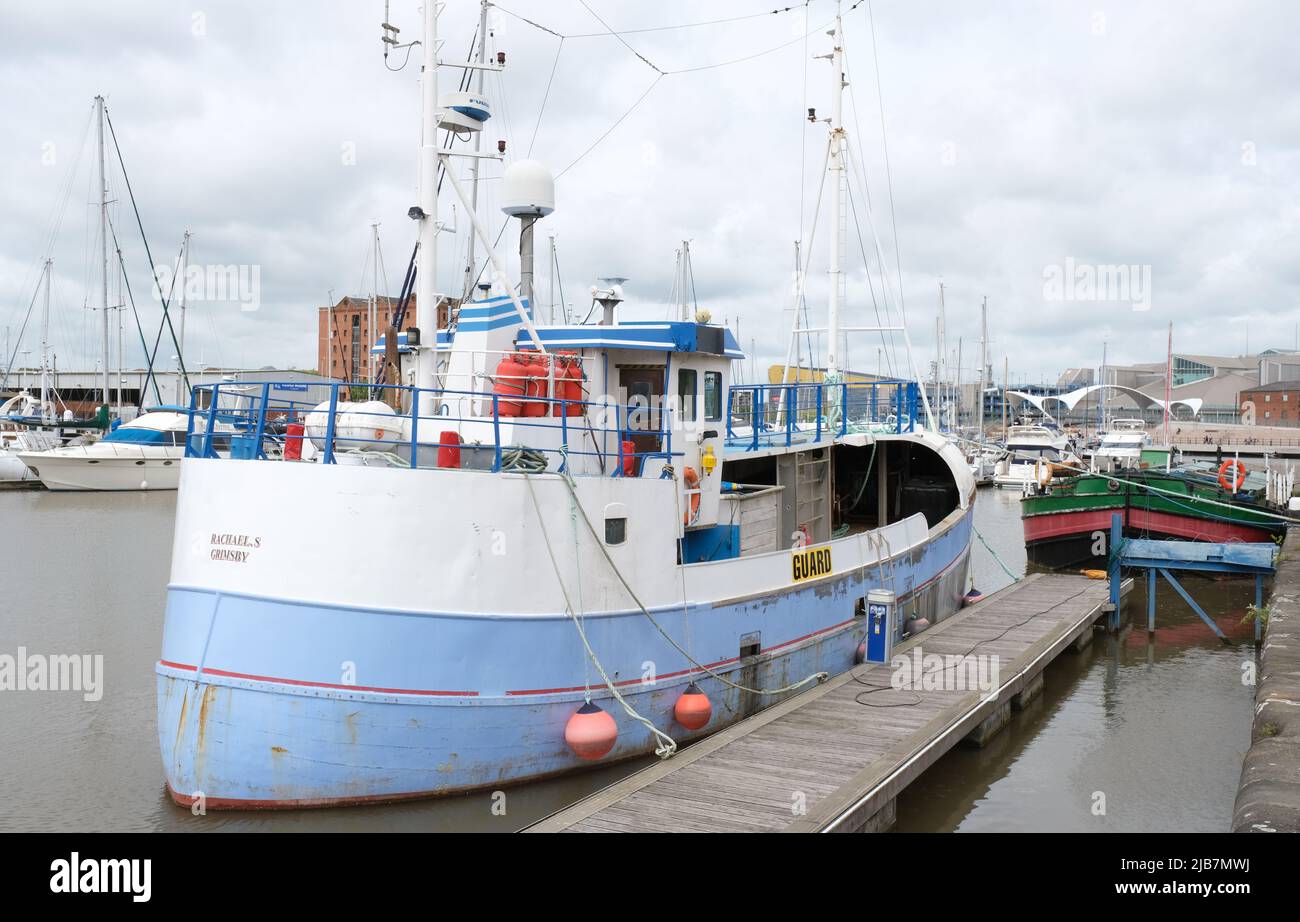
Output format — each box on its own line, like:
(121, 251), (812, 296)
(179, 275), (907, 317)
(978, 296), (987, 438)
(1098, 338), (1107, 433)
(1164, 322), (1173, 446)
(177, 230), (190, 405)
(96, 95), (110, 411)
(825, 1), (846, 381)
(40, 258), (52, 420)
(414, 0), (440, 410)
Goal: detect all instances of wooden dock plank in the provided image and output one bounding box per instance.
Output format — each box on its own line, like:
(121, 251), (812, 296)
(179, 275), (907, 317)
(525, 573), (1126, 833)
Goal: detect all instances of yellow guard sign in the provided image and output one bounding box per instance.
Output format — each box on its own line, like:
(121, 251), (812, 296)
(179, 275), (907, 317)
(791, 545), (832, 583)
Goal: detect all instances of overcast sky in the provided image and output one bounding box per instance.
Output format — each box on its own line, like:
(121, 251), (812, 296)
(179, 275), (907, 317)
(2, 0), (1297, 386)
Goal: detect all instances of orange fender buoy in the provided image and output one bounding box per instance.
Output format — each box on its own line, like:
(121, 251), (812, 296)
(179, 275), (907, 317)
(1217, 459), (1247, 492)
(674, 682), (712, 731)
(564, 702), (618, 761)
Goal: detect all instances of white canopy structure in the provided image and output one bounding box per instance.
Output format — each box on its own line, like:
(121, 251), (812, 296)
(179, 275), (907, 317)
(1007, 384), (1202, 421)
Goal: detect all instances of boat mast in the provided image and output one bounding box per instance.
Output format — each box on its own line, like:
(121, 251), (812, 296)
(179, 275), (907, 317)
(824, 2), (846, 383)
(177, 230), (190, 405)
(679, 240), (693, 322)
(1170, 323), (1180, 444)
(1098, 338), (1107, 433)
(978, 296), (987, 439)
(956, 336), (963, 430)
(548, 232), (556, 324)
(95, 95), (110, 412)
(40, 258), (52, 420)
(413, 0), (440, 410)
(461, 0), (490, 303)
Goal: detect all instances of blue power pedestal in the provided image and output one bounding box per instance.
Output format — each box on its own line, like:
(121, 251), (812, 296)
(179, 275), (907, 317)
(865, 589), (896, 664)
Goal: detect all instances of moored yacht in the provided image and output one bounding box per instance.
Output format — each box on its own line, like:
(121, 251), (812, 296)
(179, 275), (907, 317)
(19, 408), (207, 492)
(1090, 418), (1157, 471)
(993, 423), (1077, 489)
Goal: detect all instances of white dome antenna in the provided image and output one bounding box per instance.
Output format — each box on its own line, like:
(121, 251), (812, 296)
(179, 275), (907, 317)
(501, 160), (556, 311)
(501, 160), (555, 217)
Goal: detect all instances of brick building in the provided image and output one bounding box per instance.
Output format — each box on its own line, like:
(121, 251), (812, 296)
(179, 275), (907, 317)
(316, 294), (451, 380)
(1240, 380), (1300, 427)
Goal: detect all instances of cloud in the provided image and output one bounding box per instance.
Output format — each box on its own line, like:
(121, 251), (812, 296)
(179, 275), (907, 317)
(1, 0), (1297, 386)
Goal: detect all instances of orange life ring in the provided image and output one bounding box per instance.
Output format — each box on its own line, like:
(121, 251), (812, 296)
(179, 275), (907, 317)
(1217, 459), (1246, 491)
(683, 466), (701, 525)
(374, 428), (386, 440)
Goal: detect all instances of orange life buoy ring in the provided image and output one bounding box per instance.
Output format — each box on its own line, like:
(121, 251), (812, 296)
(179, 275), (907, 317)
(683, 466), (701, 525)
(374, 428), (386, 440)
(1217, 459), (1246, 491)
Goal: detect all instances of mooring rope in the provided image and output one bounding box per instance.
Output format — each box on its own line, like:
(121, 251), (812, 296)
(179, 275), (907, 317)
(1043, 457), (1300, 527)
(554, 465), (829, 697)
(522, 471), (678, 759)
(973, 524), (1021, 583)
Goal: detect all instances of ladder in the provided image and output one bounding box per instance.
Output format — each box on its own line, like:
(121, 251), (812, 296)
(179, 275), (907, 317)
(794, 449), (830, 543)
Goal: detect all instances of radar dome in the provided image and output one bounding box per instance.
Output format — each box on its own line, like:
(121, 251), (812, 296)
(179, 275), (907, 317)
(501, 160), (555, 217)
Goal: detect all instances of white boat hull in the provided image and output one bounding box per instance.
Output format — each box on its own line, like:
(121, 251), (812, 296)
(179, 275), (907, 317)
(16, 448), (183, 491)
(0, 450), (39, 483)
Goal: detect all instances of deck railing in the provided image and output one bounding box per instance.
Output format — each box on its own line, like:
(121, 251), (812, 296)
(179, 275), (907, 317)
(184, 380), (680, 476)
(725, 379), (918, 450)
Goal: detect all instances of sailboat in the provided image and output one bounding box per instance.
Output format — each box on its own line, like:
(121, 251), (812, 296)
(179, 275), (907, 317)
(0, 259), (101, 485)
(155, 0), (975, 808)
(17, 101), (204, 492)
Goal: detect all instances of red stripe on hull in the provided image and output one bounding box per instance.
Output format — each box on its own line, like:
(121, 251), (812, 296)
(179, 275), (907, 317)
(1126, 506), (1273, 544)
(1023, 506), (1274, 546)
(1023, 507), (1121, 543)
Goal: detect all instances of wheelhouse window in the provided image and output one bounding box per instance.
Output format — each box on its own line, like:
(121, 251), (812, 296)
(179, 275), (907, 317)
(704, 371), (722, 422)
(677, 369), (697, 423)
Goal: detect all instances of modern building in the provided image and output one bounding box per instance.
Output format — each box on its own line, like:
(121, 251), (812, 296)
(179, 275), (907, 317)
(1239, 381), (1300, 427)
(316, 294), (453, 381)
(1057, 368), (1095, 388)
(1087, 352), (1270, 425)
(1258, 350), (1300, 385)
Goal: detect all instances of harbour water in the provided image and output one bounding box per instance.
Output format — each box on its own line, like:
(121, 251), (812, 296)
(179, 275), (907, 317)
(0, 486), (1257, 832)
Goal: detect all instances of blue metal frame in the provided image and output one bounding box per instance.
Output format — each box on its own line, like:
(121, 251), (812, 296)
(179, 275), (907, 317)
(183, 379), (682, 477)
(724, 379), (918, 451)
(1106, 512), (1276, 641)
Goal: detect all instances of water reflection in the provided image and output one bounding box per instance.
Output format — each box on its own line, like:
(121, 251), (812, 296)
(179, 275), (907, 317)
(0, 484), (1255, 832)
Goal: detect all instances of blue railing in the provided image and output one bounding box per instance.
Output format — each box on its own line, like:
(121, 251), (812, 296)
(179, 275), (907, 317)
(724, 379), (918, 451)
(184, 380), (681, 476)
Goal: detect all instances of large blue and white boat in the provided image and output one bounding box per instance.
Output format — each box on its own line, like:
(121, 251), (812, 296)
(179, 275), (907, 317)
(156, 1), (975, 808)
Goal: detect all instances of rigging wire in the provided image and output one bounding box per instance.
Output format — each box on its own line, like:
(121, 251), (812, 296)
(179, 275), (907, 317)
(105, 211), (168, 407)
(102, 105), (190, 400)
(577, 0), (664, 74)
(865, 0), (908, 332)
(555, 74), (662, 179)
(496, 2), (823, 40)
(527, 36), (565, 156)
(845, 167), (895, 377)
(510, 3), (868, 177)
(2, 102), (94, 383)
